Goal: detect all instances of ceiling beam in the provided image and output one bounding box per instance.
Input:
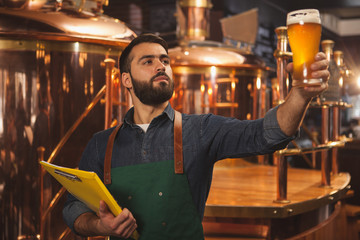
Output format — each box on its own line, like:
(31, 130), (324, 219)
(322, 13), (360, 36)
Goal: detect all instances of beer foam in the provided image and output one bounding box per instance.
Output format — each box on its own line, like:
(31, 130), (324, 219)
(287, 9), (321, 25)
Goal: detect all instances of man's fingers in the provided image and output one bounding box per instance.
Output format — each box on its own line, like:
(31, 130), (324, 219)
(314, 52), (326, 61)
(303, 82), (328, 92)
(115, 208), (132, 224)
(311, 69), (330, 80)
(287, 52), (328, 73)
(112, 208), (137, 237)
(311, 59), (329, 71)
(96, 203), (137, 238)
(123, 221), (138, 239)
(98, 200), (110, 216)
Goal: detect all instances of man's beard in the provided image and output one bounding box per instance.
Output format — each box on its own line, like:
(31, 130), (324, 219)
(130, 71), (174, 106)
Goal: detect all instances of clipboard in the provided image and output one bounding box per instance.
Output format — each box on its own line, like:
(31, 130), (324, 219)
(40, 161), (139, 239)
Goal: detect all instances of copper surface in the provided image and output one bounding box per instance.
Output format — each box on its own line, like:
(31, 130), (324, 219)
(273, 26), (291, 203)
(0, 4), (132, 239)
(277, 140), (349, 156)
(321, 40), (335, 61)
(177, 0), (212, 42)
(0, 8), (136, 40)
(321, 107), (330, 186)
(104, 59), (115, 129)
(274, 26), (291, 103)
(170, 45), (266, 69)
(179, 0), (212, 8)
(332, 107), (340, 174)
(47, 85), (106, 164)
(334, 51), (344, 67)
(169, 43), (269, 119)
(205, 164), (351, 218)
(276, 156), (289, 202)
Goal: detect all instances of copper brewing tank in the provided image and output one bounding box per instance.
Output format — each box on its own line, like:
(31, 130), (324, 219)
(170, 42), (269, 119)
(169, 0), (270, 120)
(0, 2), (135, 239)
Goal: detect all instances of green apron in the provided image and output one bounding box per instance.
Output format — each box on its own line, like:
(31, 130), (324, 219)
(103, 111), (204, 240)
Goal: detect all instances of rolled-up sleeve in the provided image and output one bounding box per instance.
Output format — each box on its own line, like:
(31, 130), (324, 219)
(263, 106), (297, 149)
(62, 195), (93, 233)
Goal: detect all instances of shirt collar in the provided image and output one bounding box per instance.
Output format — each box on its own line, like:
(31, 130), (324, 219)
(123, 103), (175, 126)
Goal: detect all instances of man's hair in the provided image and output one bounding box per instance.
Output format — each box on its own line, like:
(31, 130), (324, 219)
(119, 33), (169, 74)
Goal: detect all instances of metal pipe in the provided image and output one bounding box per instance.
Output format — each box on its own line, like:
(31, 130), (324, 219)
(104, 59), (115, 129)
(274, 154), (290, 203)
(273, 26), (292, 202)
(332, 106), (340, 174)
(177, 0), (212, 42)
(58, 228), (72, 240)
(38, 85), (106, 237)
(321, 106), (331, 186)
(274, 26), (292, 105)
(277, 140), (347, 156)
(41, 187), (66, 223)
(37, 147), (45, 240)
(333, 51), (346, 175)
(301, 123), (319, 168)
(311, 132), (318, 168)
(291, 140), (313, 168)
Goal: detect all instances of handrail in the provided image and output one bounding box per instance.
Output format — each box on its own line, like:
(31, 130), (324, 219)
(39, 84), (107, 239)
(46, 84), (106, 164)
(41, 187), (67, 223)
(290, 140), (313, 168)
(277, 140), (350, 156)
(58, 228), (72, 240)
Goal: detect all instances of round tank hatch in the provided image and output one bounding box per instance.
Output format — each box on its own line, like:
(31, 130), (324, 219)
(0, 8), (136, 43)
(169, 40), (267, 70)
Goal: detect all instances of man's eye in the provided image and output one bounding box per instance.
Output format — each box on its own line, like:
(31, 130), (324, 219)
(162, 59), (170, 64)
(144, 60), (152, 64)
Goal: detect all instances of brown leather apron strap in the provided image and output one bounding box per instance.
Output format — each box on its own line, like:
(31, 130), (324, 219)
(174, 110), (184, 174)
(104, 123), (123, 185)
(103, 110), (184, 184)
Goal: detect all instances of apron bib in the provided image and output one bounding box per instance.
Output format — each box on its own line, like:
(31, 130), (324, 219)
(104, 111), (204, 240)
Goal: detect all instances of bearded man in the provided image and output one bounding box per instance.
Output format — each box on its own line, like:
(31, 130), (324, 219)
(63, 34), (330, 240)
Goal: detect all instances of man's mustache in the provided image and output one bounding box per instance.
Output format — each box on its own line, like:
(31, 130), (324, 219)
(150, 72), (170, 82)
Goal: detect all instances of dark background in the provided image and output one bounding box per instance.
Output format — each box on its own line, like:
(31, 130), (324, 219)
(103, 0), (360, 94)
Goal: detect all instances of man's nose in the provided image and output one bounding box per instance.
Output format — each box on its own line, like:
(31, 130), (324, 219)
(156, 60), (165, 72)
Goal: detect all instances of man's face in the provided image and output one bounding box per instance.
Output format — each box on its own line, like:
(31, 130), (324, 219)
(128, 42), (174, 105)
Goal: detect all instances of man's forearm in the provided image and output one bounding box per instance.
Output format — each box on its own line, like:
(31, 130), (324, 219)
(276, 88), (312, 136)
(74, 212), (104, 236)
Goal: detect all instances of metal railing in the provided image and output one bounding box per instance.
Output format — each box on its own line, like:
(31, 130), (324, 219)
(273, 27), (352, 202)
(38, 59), (118, 240)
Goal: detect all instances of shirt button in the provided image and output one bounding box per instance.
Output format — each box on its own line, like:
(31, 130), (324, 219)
(159, 192), (163, 197)
(162, 222), (167, 227)
(128, 195), (132, 200)
(143, 150), (146, 155)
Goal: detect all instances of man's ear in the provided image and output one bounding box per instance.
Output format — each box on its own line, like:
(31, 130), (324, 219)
(121, 72), (132, 89)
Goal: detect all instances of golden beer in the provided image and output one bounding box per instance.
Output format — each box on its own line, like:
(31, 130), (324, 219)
(287, 9), (322, 87)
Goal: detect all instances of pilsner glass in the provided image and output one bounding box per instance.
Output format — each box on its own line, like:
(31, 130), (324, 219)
(287, 9), (322, 87)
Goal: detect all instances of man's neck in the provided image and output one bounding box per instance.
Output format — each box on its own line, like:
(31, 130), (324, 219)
(133, 101), (168, 124)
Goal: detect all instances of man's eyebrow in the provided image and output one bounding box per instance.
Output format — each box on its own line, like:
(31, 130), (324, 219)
(138, 54), (170, 62)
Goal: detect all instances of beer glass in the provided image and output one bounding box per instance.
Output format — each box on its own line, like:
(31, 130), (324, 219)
(287, 9), (322, 87)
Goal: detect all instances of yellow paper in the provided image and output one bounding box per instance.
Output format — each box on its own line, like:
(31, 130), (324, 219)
(40, 161), (139, 239)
